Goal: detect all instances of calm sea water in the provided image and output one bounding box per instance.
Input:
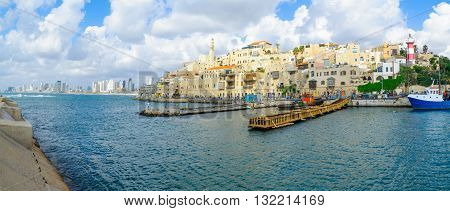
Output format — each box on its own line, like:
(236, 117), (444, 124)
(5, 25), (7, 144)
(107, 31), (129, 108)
(4, 93), (450, 191)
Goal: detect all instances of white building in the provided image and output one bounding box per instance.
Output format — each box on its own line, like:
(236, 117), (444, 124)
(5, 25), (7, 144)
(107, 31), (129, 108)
(373, 61), (400, 82)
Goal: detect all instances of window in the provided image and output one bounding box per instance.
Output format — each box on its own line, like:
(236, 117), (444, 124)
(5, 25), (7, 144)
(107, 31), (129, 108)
(310, 71), (315, 77)
(340, 71), (347, 76)
(341, 82), (346, 85)
(321, 81), (325, 85)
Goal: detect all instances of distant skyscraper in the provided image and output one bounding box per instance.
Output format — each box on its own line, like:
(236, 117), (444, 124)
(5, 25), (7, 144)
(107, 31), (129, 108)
(55, 81), (62, 93)
(128, 78), (132, 92)
(62, 82), (67, 93)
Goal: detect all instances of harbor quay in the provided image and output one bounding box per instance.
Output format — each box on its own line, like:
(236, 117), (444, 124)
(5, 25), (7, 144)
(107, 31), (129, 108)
(0, 97), (69, 191)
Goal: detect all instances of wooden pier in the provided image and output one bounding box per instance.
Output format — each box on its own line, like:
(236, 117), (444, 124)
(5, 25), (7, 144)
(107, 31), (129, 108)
(249, 99), (350, 130)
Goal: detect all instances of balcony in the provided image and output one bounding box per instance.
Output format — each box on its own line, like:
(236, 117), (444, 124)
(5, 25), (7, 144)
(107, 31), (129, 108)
(244, 84), (254, 89)
(225, 72), (235, 76)
(226, 78), (235, 82)
(244, 77), (256, 82)
(227, 85), (235, 89)
(244, 72), (257, 82)
(218, 82), (225, 90)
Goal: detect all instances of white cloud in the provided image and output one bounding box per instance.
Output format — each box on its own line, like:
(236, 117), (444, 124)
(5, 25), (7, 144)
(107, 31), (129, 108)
(243, 5), (308, 50)
(0, 0), (85, 85)
(415, 2), (450, 57)
(300, 0), (407, 46)
(151, 0), (283, 37)
(104, 0), (164, 43)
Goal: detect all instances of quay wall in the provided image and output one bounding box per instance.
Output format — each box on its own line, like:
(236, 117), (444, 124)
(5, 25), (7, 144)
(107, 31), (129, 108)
(349, 97), (411, 107)
(0, 97), (69, 191)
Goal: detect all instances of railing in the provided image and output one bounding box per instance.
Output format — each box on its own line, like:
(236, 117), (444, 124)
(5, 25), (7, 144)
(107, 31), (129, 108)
(249, 99), (349, 129)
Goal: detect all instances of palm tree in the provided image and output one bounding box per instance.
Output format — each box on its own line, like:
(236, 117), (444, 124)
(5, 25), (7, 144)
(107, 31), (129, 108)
(422, 45), (428, 54)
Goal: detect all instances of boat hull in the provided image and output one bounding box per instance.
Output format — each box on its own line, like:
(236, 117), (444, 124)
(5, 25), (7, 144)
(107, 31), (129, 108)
(408, 97), (450, 110)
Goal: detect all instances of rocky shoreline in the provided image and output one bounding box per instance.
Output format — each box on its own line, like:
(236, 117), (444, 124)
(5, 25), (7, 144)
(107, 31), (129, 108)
(0, 97), (69, 191)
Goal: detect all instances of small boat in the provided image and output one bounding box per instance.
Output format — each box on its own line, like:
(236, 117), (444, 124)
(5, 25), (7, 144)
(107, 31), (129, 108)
(407, 83), (450, 110)
(278, 102), (303, 110)
(301, 94), (324, 106)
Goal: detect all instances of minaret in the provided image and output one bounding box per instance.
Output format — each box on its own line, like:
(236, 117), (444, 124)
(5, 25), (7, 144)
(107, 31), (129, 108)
(209, 38), (215, 66)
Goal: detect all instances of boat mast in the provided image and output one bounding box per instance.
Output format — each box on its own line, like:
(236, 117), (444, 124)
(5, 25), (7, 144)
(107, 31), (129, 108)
(438, 57), (441, 94)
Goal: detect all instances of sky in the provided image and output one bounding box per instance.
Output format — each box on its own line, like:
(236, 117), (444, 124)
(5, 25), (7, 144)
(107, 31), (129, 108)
(0, 0), (449, 89)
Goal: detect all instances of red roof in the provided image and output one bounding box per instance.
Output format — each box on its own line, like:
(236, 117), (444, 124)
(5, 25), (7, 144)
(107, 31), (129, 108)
(207, 65), (236, 70)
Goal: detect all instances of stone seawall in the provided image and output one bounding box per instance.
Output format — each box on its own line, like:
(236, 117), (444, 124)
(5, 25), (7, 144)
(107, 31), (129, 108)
(349, 97), (411, 107)
(0, 97), (69, 191)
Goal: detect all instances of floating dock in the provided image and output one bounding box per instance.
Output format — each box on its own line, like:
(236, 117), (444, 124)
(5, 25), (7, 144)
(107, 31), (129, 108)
(249, 99), (349, 130)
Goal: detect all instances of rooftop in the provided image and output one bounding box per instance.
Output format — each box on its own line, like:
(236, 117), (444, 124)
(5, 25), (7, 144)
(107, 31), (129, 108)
(207, 65), (236, 70)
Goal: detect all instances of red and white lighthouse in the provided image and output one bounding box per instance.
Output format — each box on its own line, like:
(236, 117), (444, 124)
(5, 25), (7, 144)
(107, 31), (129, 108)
(406, 34), (415, 65)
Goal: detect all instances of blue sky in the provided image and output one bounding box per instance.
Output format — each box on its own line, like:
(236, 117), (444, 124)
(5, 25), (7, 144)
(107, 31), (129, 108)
(80, 0), (110, 29)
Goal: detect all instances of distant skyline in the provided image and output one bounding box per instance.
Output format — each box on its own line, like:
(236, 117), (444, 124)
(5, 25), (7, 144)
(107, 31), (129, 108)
(1, 0), (450, 89)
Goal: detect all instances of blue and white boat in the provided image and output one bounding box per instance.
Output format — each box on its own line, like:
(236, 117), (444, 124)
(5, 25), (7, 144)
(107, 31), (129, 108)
(407, 84), (450, 110)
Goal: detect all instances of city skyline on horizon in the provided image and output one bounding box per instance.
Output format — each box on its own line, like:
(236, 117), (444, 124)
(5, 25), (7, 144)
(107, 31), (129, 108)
(0, 0), (449, 89)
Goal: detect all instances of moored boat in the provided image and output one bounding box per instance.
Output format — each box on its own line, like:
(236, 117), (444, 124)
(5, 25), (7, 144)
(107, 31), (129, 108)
(407, 84), (450, 110)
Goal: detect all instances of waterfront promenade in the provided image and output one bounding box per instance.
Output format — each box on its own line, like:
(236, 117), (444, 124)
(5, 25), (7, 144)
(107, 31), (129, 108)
(0, 97), (68, 191)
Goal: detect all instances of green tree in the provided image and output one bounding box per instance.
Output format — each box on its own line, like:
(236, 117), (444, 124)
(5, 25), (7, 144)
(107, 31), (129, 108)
(400, 49), (406, 57)
(399, 65), (416, 88)
(357, 77), (404, 93)
(422, 45), (428, 54)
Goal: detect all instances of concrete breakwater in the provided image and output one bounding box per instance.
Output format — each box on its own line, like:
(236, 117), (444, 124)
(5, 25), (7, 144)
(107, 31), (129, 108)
(141, 104), (248, 116)
(349, 97), (411, 107)
(135, 97), (237, 104)
(140, 101), (288, 117)
(0, 97), (69, 191)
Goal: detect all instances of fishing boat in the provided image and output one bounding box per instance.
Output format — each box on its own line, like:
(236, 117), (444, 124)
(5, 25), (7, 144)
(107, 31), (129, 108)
(407, 83), (450, 110)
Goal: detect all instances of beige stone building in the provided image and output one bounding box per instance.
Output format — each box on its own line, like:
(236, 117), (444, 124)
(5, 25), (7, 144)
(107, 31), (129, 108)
(372, 42), (401, 61)
(302, 66), (371, 97)
(154, 39), (407, 100)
